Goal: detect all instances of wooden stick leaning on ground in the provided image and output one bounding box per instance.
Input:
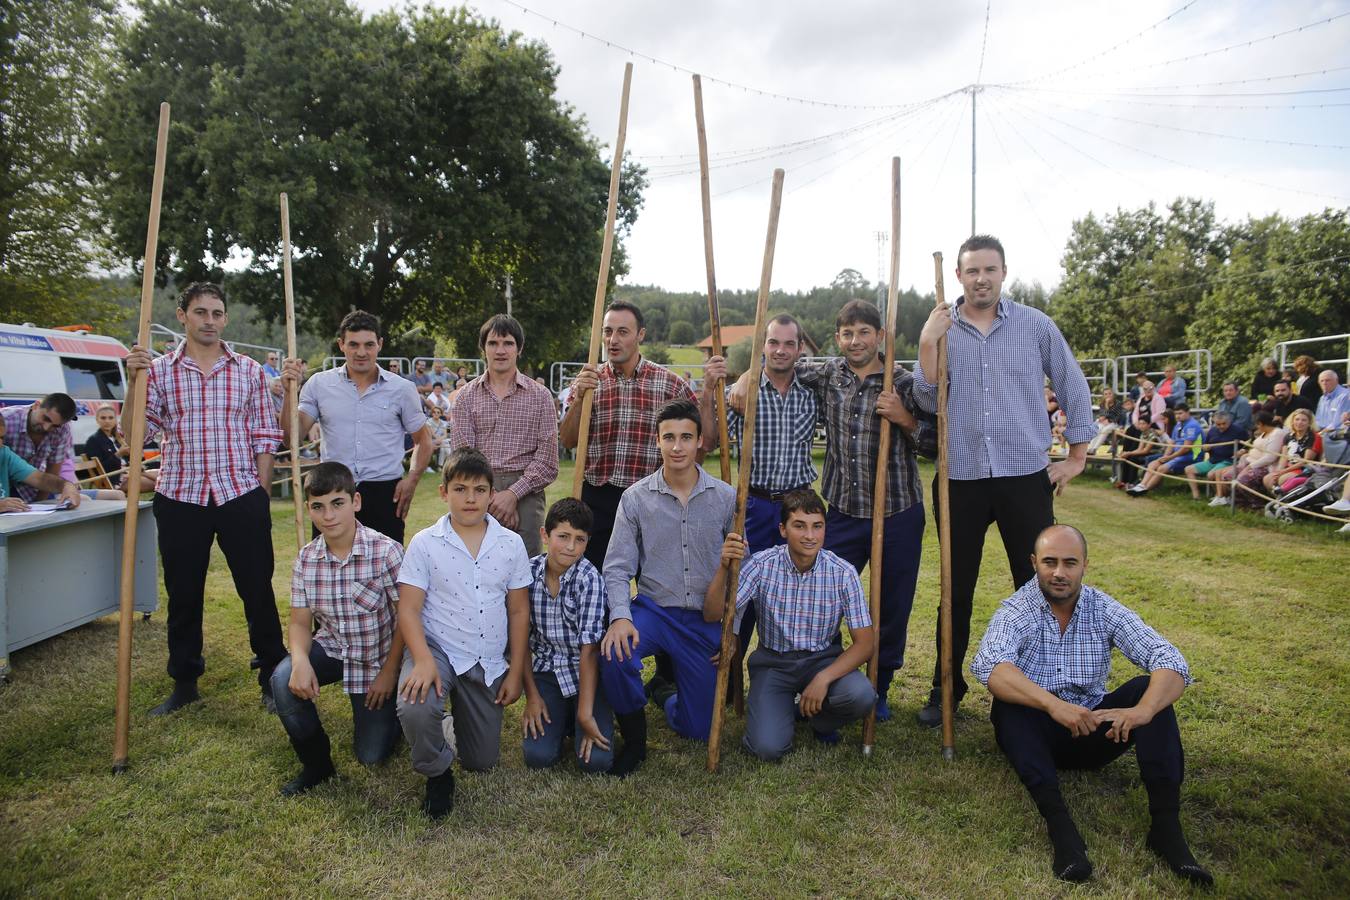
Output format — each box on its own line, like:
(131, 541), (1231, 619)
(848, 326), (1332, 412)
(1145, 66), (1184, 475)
(280, 193), (305, 551)
(571, 62), (633, 499)
(862, 156), (901, 757)
(707, 168), (785, 773)
(113, 101), (170, 774)
(932, 252), (956, 762)
(693, 74), (733, 486)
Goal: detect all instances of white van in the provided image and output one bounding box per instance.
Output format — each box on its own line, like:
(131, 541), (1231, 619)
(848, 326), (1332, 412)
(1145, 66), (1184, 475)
(0, 322), (129, 451)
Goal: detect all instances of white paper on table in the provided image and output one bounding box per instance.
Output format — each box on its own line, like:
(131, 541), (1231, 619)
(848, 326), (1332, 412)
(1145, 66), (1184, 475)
(0, 500), (73, 517)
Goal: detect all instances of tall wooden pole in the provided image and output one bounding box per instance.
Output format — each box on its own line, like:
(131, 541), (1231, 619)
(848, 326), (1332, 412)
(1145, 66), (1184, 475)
(113, 101), (171, 774)
(693, 74), (732, 485)
(572, 63), (633, 499)
(862, 157), (901, 757)
(707, 168), (785, 773)
(280, 193), (305, 550)
(933, 252), (956, 761)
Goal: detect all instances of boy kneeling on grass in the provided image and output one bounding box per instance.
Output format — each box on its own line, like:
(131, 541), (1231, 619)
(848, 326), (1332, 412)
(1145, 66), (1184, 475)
(706, 489), (876, 760)
(272, 462), (405, 796)
(396, 448), (531, 819)
(520, 498), (614, 773)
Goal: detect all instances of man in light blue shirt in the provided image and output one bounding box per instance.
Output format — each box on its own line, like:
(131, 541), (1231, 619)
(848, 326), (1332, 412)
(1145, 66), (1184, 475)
(1214, 381), (1252, 432)
(912, 235), (1093, 727)
(1314, 369), (1349, 431)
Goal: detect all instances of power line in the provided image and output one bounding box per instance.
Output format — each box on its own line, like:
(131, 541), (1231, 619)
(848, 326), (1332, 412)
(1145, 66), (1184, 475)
(1008, 0), (1204, 86)
(975, 0), (993, 84)
(999, 92), (1350, 111)
(1104, 253), (1350, 305)
(982, 104), (1055, 240)
(489, 0), (950, 110)
(999, 84), (1350, 100)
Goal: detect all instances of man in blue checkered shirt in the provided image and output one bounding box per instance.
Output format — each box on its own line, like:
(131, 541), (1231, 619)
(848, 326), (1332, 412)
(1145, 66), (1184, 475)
(913, 235), (1094, 729)
(705, 489), (875, 760)
(970, 524), (1211, 887)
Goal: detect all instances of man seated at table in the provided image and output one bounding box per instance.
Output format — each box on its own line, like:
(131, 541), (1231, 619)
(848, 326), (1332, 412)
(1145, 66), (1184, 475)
(0, 393), (78, 503)
(970, 524), (1212, 887)
(0, 414), (81, 512)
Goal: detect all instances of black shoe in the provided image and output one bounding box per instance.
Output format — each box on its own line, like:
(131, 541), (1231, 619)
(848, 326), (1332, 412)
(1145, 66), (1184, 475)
(281, 731), (335, 796)
(643, 674), (672, 707)
(280, 765), (336, 796)
(606, 710), (647, 778)
(148, 681), (200, 717)
(916, 690), (943, 729)
(1147, 819), (1214, 888)
(422, 770), (455, 820)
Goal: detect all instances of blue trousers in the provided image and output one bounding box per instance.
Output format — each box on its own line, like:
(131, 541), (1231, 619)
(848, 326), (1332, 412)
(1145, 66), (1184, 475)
(823, 503), (925, 671)
(271, 642), (400, 766)
(522, 670), (615, 774)
(599, 595), (721, 740)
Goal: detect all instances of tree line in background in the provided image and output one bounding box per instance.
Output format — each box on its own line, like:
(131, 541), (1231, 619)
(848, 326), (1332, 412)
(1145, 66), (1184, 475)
(3, 2), (1347, 397)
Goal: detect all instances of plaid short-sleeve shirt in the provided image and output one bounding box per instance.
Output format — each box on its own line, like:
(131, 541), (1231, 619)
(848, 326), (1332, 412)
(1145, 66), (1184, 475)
(733, 545), (870, 653)
(0, 405), (73, 502)
(450, 372), (559, 497)
(527, 554), (607, 697)
(568, 357), (697, 490)
(291, 524), (405, 695)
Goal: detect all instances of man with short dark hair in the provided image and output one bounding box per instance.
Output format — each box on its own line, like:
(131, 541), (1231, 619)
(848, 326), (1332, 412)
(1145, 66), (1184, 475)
(1215, 381), (1253, 432)
(0, 413), (81, 512)
(1, 393), (77, 502)
(560, 300), (707, 571)
(450, 314), (558, 556)
(1261, 379), (1314, 420)
(914, 235), (1093, 727)
(281, 309), (433, 543)
(971, 524), (1211, 887)
(123, 281), (288, 716)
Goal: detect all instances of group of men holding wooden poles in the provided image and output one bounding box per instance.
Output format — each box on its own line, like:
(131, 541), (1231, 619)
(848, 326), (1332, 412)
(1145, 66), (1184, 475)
(105, 68), (1213, 887)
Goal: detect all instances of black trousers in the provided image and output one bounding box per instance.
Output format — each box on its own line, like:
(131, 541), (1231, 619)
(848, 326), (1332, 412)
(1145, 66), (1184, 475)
(311, 477), (404, 545)
(154, 488), (287, 688)
(931, 470), (1055, 700)
(991, 675), (1185, 791)
(581, 481), (626, 572)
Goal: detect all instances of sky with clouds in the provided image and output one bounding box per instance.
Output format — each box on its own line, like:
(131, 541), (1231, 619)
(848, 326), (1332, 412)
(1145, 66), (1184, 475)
(357, 0), (1350, 294)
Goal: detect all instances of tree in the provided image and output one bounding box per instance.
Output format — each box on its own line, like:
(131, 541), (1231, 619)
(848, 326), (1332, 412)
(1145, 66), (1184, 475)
(0, 0), (122, 330)
(668, 320), (697, 345)
(91, 0), (645, 369)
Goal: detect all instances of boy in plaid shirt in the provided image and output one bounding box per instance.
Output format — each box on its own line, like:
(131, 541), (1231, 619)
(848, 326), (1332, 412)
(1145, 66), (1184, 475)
(520, 498), (614, 773)
(707, 489), (876, 760)
(271, 462), (405, 795)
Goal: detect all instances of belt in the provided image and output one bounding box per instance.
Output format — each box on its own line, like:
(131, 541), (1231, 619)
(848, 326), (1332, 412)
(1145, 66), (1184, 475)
(748, 484), (813, 503)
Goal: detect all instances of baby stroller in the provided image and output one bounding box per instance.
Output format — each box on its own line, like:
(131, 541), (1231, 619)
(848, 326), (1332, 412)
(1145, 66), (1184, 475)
(1265, 428), (1350, 523)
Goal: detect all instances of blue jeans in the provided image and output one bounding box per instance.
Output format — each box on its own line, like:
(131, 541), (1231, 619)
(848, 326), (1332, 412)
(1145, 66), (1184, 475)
(599, 595), (721, 740)
(271, 642), (400, 766)
(823, 504), (925, 671)
(522, 670), (615, 773)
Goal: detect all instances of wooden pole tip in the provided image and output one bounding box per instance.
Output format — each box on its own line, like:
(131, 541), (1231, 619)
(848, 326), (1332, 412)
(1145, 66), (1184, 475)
(942, 747), (956, 762)
(112, 760), (129, 775)
(862, 743), (873, 758)
(933, 251), (944, 261)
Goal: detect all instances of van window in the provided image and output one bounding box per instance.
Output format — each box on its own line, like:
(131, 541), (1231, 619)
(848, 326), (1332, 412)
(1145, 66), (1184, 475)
(61, 356), (125, 401)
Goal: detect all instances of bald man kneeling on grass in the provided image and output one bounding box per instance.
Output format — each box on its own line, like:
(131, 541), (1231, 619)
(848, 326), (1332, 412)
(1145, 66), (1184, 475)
(970, 525), (1213, 888)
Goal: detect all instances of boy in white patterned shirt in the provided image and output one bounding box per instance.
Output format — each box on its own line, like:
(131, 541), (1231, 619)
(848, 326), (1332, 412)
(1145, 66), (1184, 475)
(271, 462), (404, 796)
(396, 448), (531, 819)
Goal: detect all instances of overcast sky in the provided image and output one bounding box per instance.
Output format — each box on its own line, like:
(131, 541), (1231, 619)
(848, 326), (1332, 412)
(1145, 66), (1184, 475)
(358, 0), (1350, 295)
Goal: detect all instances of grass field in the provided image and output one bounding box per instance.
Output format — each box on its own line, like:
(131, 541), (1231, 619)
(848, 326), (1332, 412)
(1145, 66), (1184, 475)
(1, 459), (1347, 897)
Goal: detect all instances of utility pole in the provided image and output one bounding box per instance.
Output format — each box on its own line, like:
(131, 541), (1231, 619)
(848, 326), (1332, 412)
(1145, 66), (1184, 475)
(504, 272), (513, 316)
(873, 230), (888, 314)
(969, 85), (981, 236)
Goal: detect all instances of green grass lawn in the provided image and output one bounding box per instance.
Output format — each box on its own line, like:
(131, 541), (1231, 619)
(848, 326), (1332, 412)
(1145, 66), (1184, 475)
(663, 345), (708, 367)
(2, 460), (1347, 897)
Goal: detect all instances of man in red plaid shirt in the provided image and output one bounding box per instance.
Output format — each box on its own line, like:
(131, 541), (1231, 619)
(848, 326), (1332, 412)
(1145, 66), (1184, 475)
(560, 301), (710, 571)
(123, 282), (288, 717)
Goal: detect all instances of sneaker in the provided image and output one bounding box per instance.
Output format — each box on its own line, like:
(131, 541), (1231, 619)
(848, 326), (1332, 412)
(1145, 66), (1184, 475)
(1338, 522), (1350, 534)
(916, 691), (943, 729)
(1323, 497), (1350, 514)
(422, 770), (455, 820)
(1208, 496), (1230, 507)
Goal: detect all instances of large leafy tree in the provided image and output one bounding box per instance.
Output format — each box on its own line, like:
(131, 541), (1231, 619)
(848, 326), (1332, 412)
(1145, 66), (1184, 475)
(0, 0), (122, 330)
(92, 0), (644, 367)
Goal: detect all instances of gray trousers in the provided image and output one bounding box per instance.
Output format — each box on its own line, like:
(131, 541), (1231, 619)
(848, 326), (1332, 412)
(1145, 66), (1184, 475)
(396, 640), (504, 776)
(494, 470), (546, 557)
(743, 646), (876, 762)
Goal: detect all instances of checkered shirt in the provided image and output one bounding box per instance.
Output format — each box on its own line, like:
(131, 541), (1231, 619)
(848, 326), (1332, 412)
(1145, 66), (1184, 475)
(796, 358), (936, 518)
(970, 578), (1192, 709)
(913, 297), (1094, 480)
(142, 342), (282, 505)
(291, 524), (404, 695)
(1, 404), (73, 502)
(734, 545), (870, 653)
(566, 356), (697, 489)
(450, 372), (559, 497)
(725, 373), (818, 493)
(527, 554), (607, 697)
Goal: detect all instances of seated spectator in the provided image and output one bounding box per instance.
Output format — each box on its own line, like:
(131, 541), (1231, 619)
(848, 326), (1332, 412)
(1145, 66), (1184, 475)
(1217, 411), (1285, 509)
(1251, 357), (1281, 401)
(1314, 369), (1349, 432)
(1292, 355), (1322, 404)
(1134, 381), (1166, 430)
(1214, 381), (1253, 433)
(412, 360), (433, 395)
(424, 382), (452, 418)
(426, 405), (449, 471)
(388, 360), (405, 378)
(263, 351), (282, 378)
(1119, 411), (1173, 488)
(1181, 411), (1246, 503)
(1128, 403), (1202, 496)
(1, 392), (78, 502)
(1156, 365), (1188, 409)
(85, 406), (126, 480)
(1262, 379), (1314, 422)
(1127, 371), (1148, 401)
(0, 415), (81, 511)
(1086, 387), (1126, 454)
(1263, 408), (1321, 494)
